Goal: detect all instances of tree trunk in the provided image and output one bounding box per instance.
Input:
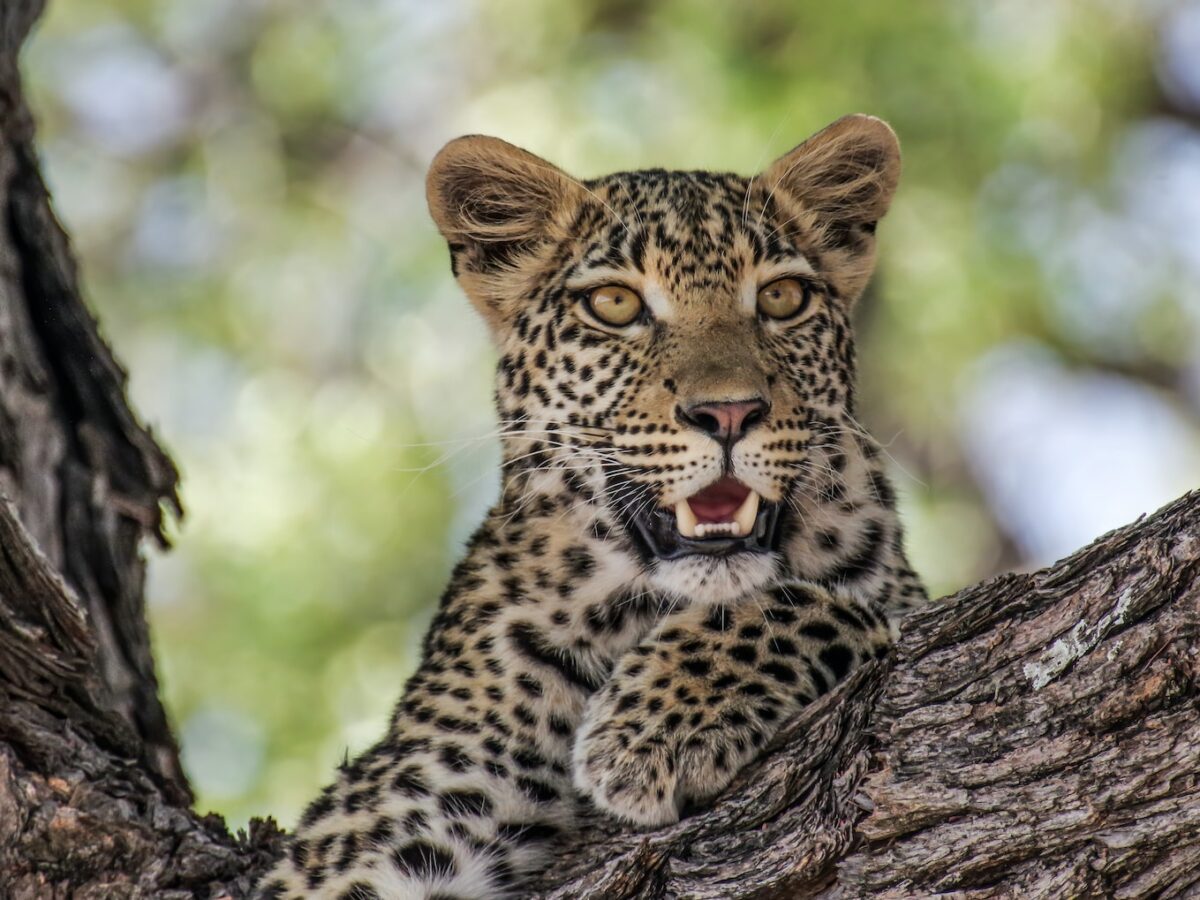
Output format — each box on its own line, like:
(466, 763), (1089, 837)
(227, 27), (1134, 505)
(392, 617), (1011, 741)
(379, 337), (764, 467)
(0, 3), (282, 896)
(0, 3), (1197, 897)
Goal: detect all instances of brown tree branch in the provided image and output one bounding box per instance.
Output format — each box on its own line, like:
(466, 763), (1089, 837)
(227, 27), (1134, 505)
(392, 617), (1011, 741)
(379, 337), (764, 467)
(523, 492), (1200, 898)
(1, 2), (1198, 896)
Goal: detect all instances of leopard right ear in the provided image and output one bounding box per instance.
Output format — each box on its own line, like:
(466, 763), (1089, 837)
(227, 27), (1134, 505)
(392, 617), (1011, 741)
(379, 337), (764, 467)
(426, 136), (580, 328)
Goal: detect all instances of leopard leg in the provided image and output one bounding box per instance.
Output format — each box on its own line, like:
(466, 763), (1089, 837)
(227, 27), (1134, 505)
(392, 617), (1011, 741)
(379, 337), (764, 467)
(253, 720), (581, 900)
(573, 581), (891, 826)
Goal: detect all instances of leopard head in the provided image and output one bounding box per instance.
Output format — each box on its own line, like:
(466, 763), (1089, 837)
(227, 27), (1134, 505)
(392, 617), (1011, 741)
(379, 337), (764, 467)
(427, 115), (901, 604)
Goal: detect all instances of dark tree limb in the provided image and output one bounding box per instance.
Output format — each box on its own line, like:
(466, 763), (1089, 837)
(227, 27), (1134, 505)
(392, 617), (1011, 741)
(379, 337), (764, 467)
(0, 497), (281, 898)
(1, 1), (1198, 896)
(0, 0), (186, 804)
(0, 3), (284, 895)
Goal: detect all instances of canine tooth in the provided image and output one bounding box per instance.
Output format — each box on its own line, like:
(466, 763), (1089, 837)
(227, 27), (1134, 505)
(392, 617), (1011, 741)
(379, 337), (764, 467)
(732, 491), (760, 537)
(675, 500), (698, 538)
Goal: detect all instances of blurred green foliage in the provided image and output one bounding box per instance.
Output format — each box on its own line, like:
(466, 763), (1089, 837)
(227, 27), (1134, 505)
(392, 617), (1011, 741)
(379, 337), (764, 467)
(24, 0), (1200, 827)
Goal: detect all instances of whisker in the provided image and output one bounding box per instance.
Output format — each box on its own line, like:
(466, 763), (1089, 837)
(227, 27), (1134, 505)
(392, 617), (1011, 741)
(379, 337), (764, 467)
(742, 108), (793, 227)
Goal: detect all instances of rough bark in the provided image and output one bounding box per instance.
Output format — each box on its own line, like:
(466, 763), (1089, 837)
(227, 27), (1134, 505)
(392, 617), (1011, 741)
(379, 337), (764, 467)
(528, 492), (1200, 899)
(0, 3), (283, 895)
(1, 2), (1198, 897)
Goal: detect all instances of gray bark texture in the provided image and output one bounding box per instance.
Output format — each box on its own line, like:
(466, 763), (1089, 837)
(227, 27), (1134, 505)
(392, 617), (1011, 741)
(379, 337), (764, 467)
(1, 1), (1198, 897)
(528, 495), (1200, 899)
(0, 2), (282, 896)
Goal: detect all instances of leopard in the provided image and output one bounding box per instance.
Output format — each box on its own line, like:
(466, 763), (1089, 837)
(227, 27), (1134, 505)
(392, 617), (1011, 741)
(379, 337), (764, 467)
(255, 113), (927, 900)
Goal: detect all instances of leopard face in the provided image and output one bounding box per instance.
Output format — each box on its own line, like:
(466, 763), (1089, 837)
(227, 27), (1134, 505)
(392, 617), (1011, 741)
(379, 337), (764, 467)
(428, 115), (900, 605)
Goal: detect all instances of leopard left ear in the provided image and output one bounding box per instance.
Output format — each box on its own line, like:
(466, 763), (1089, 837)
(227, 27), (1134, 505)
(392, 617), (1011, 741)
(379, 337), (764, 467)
(763, 114), (901, 251)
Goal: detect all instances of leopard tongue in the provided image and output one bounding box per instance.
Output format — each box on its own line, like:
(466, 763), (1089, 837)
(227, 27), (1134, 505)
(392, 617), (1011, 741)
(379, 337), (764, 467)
(673, 490), (760, 539)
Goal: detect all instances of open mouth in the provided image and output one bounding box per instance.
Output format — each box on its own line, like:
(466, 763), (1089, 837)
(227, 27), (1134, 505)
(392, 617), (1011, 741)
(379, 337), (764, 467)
(631, 476), (783, 560)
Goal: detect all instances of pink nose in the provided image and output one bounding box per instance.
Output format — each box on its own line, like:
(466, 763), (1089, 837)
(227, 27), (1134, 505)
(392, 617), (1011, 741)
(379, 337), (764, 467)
(677, 398), (770, 444)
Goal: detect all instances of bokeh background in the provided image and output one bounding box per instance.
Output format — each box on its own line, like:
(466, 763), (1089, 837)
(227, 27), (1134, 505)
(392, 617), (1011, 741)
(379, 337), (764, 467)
(23, 0), (1200, 828)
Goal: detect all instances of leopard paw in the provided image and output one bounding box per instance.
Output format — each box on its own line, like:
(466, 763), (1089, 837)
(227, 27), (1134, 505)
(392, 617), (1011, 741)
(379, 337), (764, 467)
(572, 714), (682, 827)
(672, 722), (754, 810)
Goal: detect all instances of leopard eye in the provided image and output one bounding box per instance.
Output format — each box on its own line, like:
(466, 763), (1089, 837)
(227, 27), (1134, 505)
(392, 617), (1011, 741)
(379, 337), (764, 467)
(586, 285), (644, 327)
(756, 278), (811, 321)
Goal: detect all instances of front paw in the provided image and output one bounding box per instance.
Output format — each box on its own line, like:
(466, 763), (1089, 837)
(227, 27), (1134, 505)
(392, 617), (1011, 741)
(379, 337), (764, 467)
(573, 712), (682, 827)
(574, 690), (769, 827)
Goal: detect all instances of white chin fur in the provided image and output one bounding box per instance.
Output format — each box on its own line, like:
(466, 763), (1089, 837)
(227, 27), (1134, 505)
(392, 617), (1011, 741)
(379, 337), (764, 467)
(647, 552), (780, 607)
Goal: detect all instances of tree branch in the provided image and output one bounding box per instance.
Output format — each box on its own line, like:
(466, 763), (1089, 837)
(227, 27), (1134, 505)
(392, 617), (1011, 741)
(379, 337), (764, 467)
(529, 492), (1200, 898)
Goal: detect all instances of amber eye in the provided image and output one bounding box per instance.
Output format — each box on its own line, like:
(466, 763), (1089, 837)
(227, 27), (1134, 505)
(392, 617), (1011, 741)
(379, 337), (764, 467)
(586, 285), (644, 327)
(756, 278), (811, 320)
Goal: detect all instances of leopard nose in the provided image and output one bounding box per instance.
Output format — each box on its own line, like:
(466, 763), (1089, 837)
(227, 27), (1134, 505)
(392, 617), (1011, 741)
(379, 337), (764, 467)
(677, 398), (770, 444)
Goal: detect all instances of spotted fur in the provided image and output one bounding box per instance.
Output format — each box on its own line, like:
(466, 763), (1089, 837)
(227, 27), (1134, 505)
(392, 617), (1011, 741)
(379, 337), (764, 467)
(256, 114), (927, 899)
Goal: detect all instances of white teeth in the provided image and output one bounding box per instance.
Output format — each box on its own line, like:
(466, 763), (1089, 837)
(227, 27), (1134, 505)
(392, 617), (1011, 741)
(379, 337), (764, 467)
(732, 490), (760, 538)
(674, 499), (699, 538)
(672, 490), (762, 540)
